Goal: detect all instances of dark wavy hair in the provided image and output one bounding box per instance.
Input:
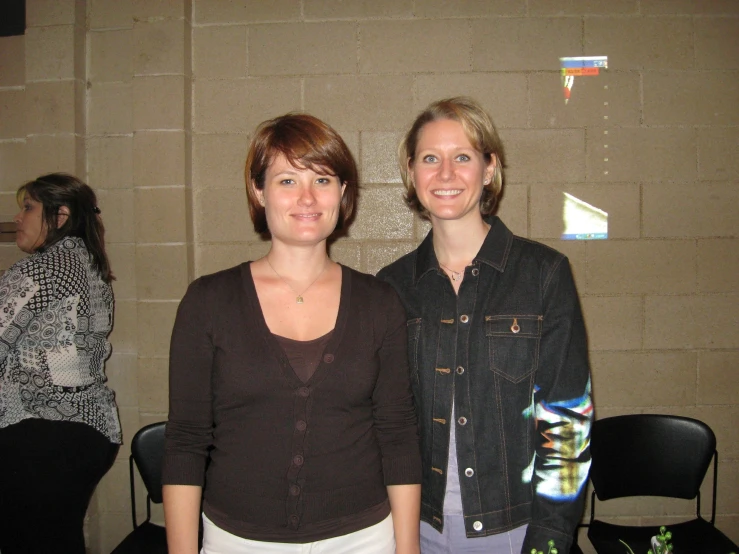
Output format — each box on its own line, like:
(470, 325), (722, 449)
(244, 113), (359, 235)
(17, 173), (113, 283)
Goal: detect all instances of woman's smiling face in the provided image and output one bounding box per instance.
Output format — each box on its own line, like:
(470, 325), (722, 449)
(410, 118), (495, 226)
(258, 154), (345, 247)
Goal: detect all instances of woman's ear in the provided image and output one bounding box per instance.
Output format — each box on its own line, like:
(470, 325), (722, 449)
(252, 180), (265, 206)
(407, 157), (415, 186)
(484, 154), (498, 185)
(57, 206), (70, 227)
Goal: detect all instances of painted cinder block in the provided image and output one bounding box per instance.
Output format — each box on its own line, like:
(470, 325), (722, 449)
(133, 19), (186, 76)
(360, 131), (404, 185)
(133, 131), (186, 187)
(133, 76), (186, 130)
(88, 137), (134, 190)
(193, 0), (301, 24)
(136, 301), (179, 357)
(585, 127), (696, 183)
(585, 240), (696, 295)
(249, 22), (356, 76)
(504, 129), (586, 184)
(580, 295), (643, 351)
(348, 185), (414, 241)
(25, 80), (76, 134)
(90, 30), (133, 83)
(134, 187), (187, 243)
(304, 75), (413, 131)
(585, 17), (694, 70)
(25, 26), (76, 81)
(135, 244), (189, 300)
(643, 183), (739, 238)
(192, 26), (247, 79)
(643, 70), (739, 126)
(644, 294), (738, 350)
(192, 133), (249, 190)
(415, 73), (528, 129)
(89, 82), (133, 135)
(695, 17), (739, 70)
(0, 36), (25, 87)
(360, 20), (472, 74)
(698, 127), (739, 181)
(473, 17), (582, 71)
(590, 351), (697, 408)
(305, 0), (413, 19)
(193, 78), (301, 134)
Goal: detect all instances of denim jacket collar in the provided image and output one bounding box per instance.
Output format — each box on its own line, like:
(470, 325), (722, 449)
(413, 215), (515, 285)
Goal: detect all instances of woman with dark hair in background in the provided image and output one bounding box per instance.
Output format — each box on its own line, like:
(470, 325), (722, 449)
(378, 97), (593, 554)
(163, 113), (421, 554)
(0, 173), (121, 554)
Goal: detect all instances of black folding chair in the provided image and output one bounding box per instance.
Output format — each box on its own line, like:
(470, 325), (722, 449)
(586, 414), (738, 554)
(110, 422), (168, 554)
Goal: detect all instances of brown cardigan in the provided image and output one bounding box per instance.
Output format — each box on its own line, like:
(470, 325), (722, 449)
(163, 262), (421, 542)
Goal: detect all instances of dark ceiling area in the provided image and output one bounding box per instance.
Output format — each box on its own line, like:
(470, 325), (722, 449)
(0, 0), (25, 37)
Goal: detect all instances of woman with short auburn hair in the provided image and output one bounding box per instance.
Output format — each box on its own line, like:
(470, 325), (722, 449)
(379, 97), (593, 554)
(163, 113), (421, 554)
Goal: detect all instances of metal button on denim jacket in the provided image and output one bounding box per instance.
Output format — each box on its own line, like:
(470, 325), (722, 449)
(378, 216), (593, 554)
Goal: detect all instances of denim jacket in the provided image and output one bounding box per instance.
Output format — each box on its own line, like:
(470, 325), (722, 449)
(378, 217), (592, 553)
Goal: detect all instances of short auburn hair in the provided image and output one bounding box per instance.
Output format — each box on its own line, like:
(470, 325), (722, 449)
(399, 96), (507, 220)
(244, 113), (359, 235)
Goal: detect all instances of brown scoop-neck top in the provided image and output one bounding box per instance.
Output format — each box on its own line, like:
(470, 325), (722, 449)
(163, 262), (420, 543)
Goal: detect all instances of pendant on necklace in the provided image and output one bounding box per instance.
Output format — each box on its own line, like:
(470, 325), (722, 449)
(450, 271), (462, 282)
(296, 295), (304, 304)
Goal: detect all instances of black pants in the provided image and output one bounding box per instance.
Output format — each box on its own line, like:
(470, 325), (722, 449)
(0, 419), (119, 554)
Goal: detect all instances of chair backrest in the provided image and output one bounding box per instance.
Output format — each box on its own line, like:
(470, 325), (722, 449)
(131, 421), (167, 504)
(589, 414), (716, 501)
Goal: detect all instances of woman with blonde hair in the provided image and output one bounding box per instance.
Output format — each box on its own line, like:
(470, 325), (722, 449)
(378, 97), (593, 553)
(163, 113), (421, 554)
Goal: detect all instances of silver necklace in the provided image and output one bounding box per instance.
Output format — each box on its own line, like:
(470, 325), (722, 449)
(439, 262), (464, 282)
(265, 257), (329, 304)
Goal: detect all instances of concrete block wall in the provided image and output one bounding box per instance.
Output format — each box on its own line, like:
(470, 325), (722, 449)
(0, 1), (737, 551)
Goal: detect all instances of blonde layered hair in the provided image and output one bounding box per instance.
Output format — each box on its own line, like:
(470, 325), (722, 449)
(399, 96), (506, 220)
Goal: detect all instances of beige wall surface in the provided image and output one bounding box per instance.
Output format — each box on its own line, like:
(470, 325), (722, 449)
(0, 0), (737, 551)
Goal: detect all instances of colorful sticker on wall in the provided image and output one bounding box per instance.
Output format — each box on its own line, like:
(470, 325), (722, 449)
(559, 56), (608, 104)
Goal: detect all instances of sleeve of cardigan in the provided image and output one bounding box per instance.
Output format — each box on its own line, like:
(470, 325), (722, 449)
(372, 283), (422, 486)
(162, 277), (215, 486)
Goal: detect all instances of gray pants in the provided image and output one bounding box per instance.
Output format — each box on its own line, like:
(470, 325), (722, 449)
(420, 518), (527, 554)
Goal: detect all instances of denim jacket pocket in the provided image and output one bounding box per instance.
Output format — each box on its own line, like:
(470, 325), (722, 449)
(485, 314), (542, 383)
(406, 318), (422, 384)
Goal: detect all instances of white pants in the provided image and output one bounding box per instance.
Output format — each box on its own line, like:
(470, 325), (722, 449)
(201, 513), (396, 554)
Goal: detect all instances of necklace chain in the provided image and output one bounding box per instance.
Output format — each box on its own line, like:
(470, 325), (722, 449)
(265, 257), (329, 304)
(439, 262), (465, 282)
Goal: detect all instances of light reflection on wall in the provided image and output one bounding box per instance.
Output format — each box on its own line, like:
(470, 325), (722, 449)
(562, 192), (608, 240)
(559, 56), (608, 104)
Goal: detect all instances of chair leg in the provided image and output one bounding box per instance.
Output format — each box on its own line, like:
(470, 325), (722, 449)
(129, 455), (137, 528)
(710, 450), (718, 524)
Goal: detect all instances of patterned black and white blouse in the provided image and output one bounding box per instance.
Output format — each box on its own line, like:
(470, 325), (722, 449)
(0, 237), (121, 443)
